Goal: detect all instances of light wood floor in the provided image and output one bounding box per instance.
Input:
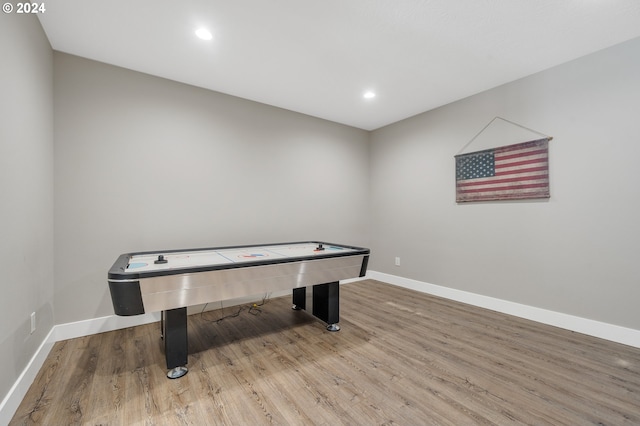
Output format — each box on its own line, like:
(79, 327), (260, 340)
(11, 280), (640, 425)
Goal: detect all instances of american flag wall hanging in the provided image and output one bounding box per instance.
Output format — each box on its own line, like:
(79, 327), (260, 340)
(455, 138), (550, 202)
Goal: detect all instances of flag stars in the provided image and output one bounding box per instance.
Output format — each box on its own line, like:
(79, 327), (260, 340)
(456, 152), (495, 180)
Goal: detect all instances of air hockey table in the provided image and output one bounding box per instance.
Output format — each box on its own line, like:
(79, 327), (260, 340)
(108, 241), (370, 378)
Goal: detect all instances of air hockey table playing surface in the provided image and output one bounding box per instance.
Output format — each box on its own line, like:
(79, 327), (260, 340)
(124, 242), (361, 273)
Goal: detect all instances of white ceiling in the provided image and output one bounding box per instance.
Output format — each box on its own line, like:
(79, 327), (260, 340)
(38, 1), (640, 130)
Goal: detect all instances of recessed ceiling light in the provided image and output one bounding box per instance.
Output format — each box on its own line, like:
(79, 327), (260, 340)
(195, 28), (213, 41)
(363, 91), (376, 99)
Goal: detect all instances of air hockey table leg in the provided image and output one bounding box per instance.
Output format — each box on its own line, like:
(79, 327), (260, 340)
(292, 287), (306, 311)
(162, 307), (188, 379)
(292, 281), (340, 331)
(314, 281), (340, 331)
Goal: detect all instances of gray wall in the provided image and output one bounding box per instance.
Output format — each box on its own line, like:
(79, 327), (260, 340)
(53, 53), (371, 324)
(370, 37), (640, 329)
(0, 14), (54, 401)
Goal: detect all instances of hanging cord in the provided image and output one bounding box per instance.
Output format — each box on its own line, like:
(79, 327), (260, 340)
(200, 292), (271, 323)
(456, 116), (553, 156)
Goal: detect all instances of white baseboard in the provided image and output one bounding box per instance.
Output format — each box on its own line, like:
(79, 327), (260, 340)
(368, 270), (640, 349)
(0, 327), (56, 426)
(53, 312), (162, 342)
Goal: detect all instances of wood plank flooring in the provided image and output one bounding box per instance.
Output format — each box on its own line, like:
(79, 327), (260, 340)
(11, 279), (640, 425)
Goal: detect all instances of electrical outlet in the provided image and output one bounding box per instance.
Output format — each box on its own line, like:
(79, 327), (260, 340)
(30, 312), (36, 334)
(395, 257), (401, 266)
